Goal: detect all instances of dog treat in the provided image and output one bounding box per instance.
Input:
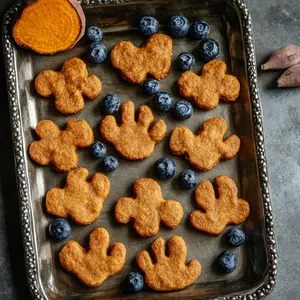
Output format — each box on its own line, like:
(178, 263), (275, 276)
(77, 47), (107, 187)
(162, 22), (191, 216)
(110, 33), (172, 83)
(59, 227), (126, 287)
(178, 60), (240, 110)
(190, 175), (250, 235)
(29, 119), (94, 172)
(35, 57), (101, 114)
(136, 236), (201, 291)
(169, 117), (240, 171)
(46, 168), (110, 225)
(261, 45), (300, 70)
(100, 101), (167, 160)
(13, 0), (85, 54)
(115, 178), (183, 237)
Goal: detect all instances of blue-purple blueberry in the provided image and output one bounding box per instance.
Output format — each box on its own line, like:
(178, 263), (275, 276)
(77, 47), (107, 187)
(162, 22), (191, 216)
(173, 100), (193, 120)
(88, 42), (108, 63)
(102, 155), (118, 172)
(103, 93), (121, 115)
(189, 21), (210, 40)
(138, 16), (159, 36)
(143, 79), (160, 95)
(154, 157), (176, 179)
(227, 228), (246, 247)
(198, 38), (220, 61)
(49, 218), (71, 241)
(217, 251), (238, 273)
(153, 92), (174, 112)
(178, 170), (198, 189)
(169, 16), (190, 37)
(90, 141), (106, 159)
(177, 52), (195, 71)
(125, 272), (144, 292)
(86, 26), (103, 43)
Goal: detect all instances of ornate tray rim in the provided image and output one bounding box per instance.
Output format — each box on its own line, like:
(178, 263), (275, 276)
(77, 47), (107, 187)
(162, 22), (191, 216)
(2, 0), (277, 299)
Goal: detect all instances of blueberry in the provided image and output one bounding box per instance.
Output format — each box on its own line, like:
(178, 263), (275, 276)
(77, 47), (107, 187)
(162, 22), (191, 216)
(227, 228), (246, 247)
(177, 52), (195, 71)
(86, 26), (103, 43)
(126, 272), (144, 292)
(153, 92), (174, 112)
(138, 16), (159, 36)
(189, 21), (210, 40)
(102, 155), (118, 172)
(174, 100), (193, 120)
(49, 218), (71, 241)
(169, 16), (190, 37)
(103, 93), (121, 115)
(178, 170), (198, 189)
(154, 157), (176, 179)
(88, 42), (108, 63)
(90, 141), (106, 159)
(143, 79), (160, 95)
(198, 38), (220, 61)
(217, 251), (238, 273)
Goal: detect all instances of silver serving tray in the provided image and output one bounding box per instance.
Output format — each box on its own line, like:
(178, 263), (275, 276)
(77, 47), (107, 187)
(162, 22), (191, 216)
(2, 0), (277, 299)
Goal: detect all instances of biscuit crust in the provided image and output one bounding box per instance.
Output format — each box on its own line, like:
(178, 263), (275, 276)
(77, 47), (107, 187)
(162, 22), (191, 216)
(178, 60), (240, 110)
(29, 119), (94, 171)
(190, 175), (250, 235)
(111, 33), (172, 83)
(115, 178), (183, 237)
(46, 168), (110, 224)
(169, 117), (240, 171)
(100, 101), (167, 160)
(136, 236), (201, 291)
(59, 228), (126, 287)
(35, 57), (101, 114)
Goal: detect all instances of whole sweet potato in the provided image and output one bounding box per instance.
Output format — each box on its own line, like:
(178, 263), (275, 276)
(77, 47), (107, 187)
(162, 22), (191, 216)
(277, 65), (300, 88)
(261, 45), (300, 70)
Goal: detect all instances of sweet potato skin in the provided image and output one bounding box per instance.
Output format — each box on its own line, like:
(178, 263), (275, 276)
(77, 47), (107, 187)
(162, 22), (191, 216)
(68, 0), (86, 45)
(12, 0), (86, 55)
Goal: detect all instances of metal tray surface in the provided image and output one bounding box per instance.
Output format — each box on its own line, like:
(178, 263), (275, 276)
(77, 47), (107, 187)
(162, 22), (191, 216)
(2, 0), (277, 299)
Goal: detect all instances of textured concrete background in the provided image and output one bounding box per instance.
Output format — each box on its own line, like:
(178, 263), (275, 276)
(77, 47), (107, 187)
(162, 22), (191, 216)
(0, 0), (299, 299)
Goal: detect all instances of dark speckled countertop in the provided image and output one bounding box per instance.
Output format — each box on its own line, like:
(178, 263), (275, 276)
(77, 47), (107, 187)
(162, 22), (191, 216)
(0, 0), (299, 299)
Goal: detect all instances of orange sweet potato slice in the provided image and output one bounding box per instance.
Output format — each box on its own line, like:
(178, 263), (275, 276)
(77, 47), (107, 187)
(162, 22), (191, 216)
(12, 0), (86, 54)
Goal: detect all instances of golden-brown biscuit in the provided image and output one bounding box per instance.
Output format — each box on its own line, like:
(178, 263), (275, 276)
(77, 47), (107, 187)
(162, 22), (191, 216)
(46, 168), (110, 224)
(29, 119), (94, 172)
(178, 60), (240, 110)
(110, 33), (172, 83)
(35, 57), (101, 114)
(115, 178), (183, 237)
(59, 227), (126, 287)
(100, 101), (167, 160)
(190, 175), (250, 235)
(136, 236), (201, 291)
(169, 117), (240, 171)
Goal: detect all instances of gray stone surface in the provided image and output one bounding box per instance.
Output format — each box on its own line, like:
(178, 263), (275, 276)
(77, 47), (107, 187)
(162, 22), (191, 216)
(0, 0), (299, 299)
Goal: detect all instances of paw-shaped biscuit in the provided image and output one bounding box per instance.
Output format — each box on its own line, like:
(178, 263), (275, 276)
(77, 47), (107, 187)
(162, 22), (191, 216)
(190, 175), (250, 235)
(46, 168), (110, 224)
(29, 119), (94, 172)
(115, 178), (183, 237)
(111, 33), (172, 83)
(100, 101), (167, 160)
(178, 60), (240, 110)
(136, 236), (201, 291)
(35, 57), (101, 114)
(169, 117), (240, 171)
(59, 227), (126, 287)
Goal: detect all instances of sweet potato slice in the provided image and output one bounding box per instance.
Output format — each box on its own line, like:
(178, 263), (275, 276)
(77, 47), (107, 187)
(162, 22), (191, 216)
(12, 0), (86, 54)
